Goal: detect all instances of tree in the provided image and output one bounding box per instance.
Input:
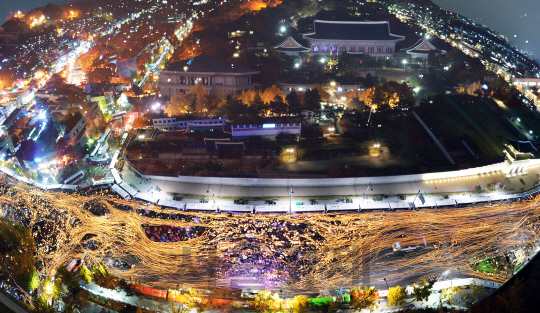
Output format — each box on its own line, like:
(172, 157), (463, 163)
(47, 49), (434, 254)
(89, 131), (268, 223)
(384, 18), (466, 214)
(440, 286), (463, 306)
(55, 266), (80, 294)
(360, 55), (376, 68)
(470, 282), (485, 301)
(338, 53), (359, 73)
(132, 83), (143, 96)
(364, 73), (374, 88)
(290, 295), (309, 313)
(187, 84), (210, 118)
(302, 88), (322, 111)
(350, 286), (379, 313)
(218, 96), (248, 120)
(269, 95), (287, 116)
(79, 265), (92, 284)
(286, 91), (302, 116)
(260, 85), (284, 104)
(68, 91), (87, 108)
(165, 93), (190, 117)
(107, 135), (123, 151)
(187, 288), (215, 313)
(249, 93), (265, 116)
(412, 278), (435, 303)
(249, 290), (284, 313)
(62, 110), (83, 132)
(387, 285), (407, 307)
(326, 297), (341, 313)
(427, 50), (438, 68)
(132, 117), (152, 129)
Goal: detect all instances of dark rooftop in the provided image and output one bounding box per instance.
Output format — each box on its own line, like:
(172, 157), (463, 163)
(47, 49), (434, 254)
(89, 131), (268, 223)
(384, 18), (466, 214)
(303, 20), (405, 41)
(165, 54), (259, 74)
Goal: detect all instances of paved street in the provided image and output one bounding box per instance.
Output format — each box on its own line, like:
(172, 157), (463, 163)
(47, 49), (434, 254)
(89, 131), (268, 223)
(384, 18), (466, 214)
(119, 158), (540, 210)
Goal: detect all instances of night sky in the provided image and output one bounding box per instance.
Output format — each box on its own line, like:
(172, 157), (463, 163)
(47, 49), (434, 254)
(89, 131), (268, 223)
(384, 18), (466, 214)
(433, 0), (540, 60)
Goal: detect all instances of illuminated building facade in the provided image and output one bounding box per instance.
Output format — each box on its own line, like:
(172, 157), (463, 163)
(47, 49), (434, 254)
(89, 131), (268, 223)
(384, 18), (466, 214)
(231, 123), (301, 141)
(159, 54), (259, 97)
(302, 20), (405, 59)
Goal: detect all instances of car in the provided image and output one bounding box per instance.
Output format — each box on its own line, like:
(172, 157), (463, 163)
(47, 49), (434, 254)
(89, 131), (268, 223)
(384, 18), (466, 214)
(66, 258), (82, 272)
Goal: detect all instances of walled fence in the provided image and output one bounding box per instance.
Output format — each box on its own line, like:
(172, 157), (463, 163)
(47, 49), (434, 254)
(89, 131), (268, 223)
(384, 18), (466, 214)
(2, 158), (540, 209)
(142, 159), (540, 188)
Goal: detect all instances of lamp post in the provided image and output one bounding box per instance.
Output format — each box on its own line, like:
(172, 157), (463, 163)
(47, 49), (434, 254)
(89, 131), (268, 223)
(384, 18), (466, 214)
(457, 267), (461, 277)
(469, 184), (476, 197)
(289, 184), (294, 213)
(383, 278), (389, 289)
(363, 183), (373, 203)
(286, 148), (294, 159)
(402, 59), (408, 70)
(207, 184), (214, 201)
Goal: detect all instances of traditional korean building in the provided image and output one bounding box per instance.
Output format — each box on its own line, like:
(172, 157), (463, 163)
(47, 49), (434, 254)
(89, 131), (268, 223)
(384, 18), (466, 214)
(273, 37), (311, 56)
(301, 20), (405, 59)
(402, 39), (446, 61)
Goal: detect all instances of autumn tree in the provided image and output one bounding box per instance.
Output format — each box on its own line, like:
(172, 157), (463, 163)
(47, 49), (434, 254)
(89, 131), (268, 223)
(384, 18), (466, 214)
(260, 84), (284, 104)
(290, 295), (309, 313)
(412, 278), (435, 303)
(470, 282), (485, 301)
(249, 290), (284, 313)
(187, 84), (210, 118)
(387, 285), (407, 307)
(165, 93), (190, 117)
(350, 286), (379, 313)
(79, 265), (92, 284)
(441, 286), (463, 306)
(239, 89), (258, 105)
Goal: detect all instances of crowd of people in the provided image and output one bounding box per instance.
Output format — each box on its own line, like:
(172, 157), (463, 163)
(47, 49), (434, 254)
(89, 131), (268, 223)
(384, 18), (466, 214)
(208, 218), (325, 287)
(142, 224), (205, 242)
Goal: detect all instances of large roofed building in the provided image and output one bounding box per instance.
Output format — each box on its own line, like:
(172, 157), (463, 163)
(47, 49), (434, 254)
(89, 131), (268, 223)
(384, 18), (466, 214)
(273, 37), (311, 56)
(302, 20), (405, 59)
(159, 54), (259, 97)
(402, 38), (446, 61)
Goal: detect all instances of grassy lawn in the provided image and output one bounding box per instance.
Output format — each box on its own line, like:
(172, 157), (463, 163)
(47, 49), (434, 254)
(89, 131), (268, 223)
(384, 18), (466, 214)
(452, 95), (515, 157)
(415, 98), (478, 162)
(474, 261), (500, 274)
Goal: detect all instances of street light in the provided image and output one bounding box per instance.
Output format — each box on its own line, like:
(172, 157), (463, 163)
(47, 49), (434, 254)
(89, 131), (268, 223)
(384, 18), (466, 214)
(207, 184), (214, 201)
(279, 25), (286, 33)
(383, 278), (389, 289)
(289, 184), (294, 213)
(286, 148), (294, 158)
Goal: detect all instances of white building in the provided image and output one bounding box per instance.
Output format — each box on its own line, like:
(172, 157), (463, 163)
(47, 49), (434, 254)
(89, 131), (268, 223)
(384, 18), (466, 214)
(302, 20), (405, 59)
(152, 118), (227, 131)
(159, 54), (259, 97)
(231, 123), (301, 141)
